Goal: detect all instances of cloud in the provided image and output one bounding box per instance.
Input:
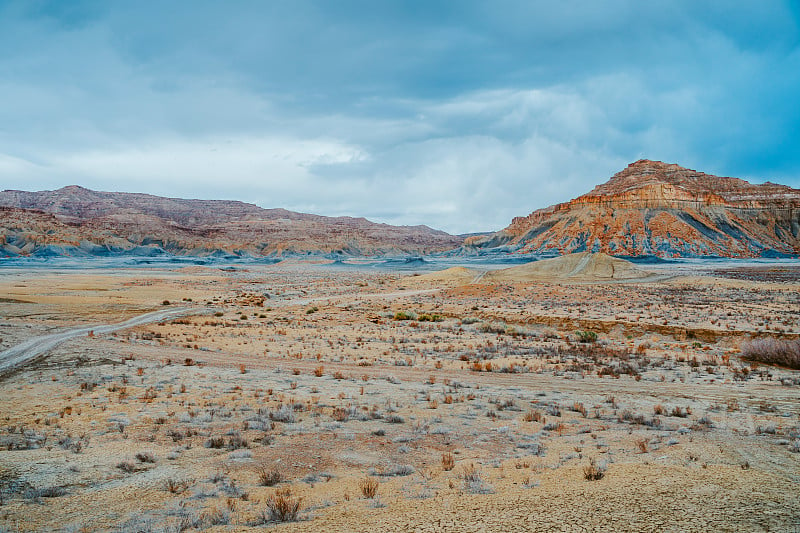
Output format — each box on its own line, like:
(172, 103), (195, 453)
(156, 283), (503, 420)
(0, 1), (798, 233)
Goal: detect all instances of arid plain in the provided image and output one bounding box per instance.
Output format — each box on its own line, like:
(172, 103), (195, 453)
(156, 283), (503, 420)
(1, 258), (799, 532)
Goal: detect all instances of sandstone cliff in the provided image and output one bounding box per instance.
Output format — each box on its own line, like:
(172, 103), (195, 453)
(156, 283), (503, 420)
(467, 160), (800, 258)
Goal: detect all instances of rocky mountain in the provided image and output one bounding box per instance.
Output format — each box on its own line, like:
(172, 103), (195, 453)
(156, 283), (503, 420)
(0, 186), (463, 257)
(466, 160), (800, 258)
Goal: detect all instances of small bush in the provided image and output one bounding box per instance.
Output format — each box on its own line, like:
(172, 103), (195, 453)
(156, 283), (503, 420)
(331, 407), (349, 422)
(117, 461), (136, 473)
(135, 451), (156, 463)
(359, 477), (379, 499)
(393, 311), (417, 321)
(441, 452), (455, 471)
(460, 464), (493, 494)
(741, 338), (800, 369)
(164, 478), (192, 493)
(577, 331), (598, 343)
(583, 458), (606, 481)
(205, 436), (226, 449)
(262, 487), (303, 523)
(256, 465), (282, 487)
(385, 414), (405, 424)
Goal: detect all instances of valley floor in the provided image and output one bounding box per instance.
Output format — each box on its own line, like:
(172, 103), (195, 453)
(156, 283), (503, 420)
(0, 261), (798, 532)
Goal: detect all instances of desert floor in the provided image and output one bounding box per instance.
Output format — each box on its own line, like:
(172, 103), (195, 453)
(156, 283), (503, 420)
(0, 260), (799, 532)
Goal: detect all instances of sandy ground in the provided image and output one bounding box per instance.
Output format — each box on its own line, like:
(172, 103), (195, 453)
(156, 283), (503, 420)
(0, 261), (798, 532)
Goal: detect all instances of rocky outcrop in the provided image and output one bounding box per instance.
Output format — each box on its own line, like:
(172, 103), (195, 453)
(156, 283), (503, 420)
(0, 187), (463, 257)
(467, 160), (800, 258)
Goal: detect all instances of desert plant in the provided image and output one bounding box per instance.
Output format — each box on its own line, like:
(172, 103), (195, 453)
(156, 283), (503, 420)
(441, 452), (455, 471)
(331, 407), (349, 422)
(523, 410), (544, 423)
(740, 338), (800, 369)
(583, 458), (606, 481)
(135, 451), (156, 463)
(261, 487), (303, 523)
(359, 476), (379, 499)
(116, 461), (136, 473)
(164, 478), (192, 493)
(460, 464), (493, 494)
(577, 330), (598, 343)
(256, 465), (282, 487)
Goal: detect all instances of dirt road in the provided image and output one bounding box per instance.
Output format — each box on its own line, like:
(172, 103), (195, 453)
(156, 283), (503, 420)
(0, 307), (203, 377)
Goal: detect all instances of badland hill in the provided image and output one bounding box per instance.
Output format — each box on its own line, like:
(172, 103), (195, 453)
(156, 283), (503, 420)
(0, 186), (462, 257)
(466, 160), (800, 258)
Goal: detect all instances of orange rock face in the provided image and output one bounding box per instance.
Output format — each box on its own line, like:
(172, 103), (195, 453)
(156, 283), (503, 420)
(470, 160), (800, 258)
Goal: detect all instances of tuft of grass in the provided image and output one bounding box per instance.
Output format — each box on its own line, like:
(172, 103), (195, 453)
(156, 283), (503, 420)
(583, 458), (606, 481)
(359, 476), (379, 499)
(256, 465), (282, 487)
(441, 452), (455, 471)
(164, 478), (192, 494)
(117, 461), (136, 473)
(261, 487), (303, 523)
(135, 451), (156, 463)
(635, 438), (649, 454)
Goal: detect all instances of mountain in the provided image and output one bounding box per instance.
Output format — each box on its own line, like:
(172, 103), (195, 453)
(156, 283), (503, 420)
(466, 160), (800, 258)
(0, 186), (463, 257)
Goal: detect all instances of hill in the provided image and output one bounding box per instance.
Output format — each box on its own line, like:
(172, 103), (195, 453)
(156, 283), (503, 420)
(465, 160), (800, 258)
(0, 186), (463, 257)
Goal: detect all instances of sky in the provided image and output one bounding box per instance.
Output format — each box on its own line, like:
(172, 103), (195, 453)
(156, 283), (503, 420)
(0, 1), (799, 234)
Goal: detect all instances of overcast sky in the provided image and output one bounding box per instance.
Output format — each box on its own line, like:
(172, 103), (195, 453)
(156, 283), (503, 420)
(1, 1), (798, 233)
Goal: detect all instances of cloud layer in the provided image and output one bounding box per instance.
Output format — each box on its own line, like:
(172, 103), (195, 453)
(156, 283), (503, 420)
(1, 1), (798, 233)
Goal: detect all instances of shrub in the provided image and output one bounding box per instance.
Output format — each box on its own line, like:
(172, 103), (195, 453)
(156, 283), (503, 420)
(268, 405), (296, 423)
(331, 407), (349, 422)
(256, 465), (282, 487)
(262, 487), (303, 523)
(441, 452), (455, 471)
(523, 410), (544, 423)
(577, 331), (598, 343)
(135, 451), (156, 463)
(460, 464), (493, 494)
(164, 478), (192, 493)
(635, 438), (649, 453)
(741, 338), (800, 369)
(205, 436), (226, 449)
(117, 461), (136, 473)
(359, 476), (379, 499)
(393, 311), (416, 321)
(583, 458), (605, 481)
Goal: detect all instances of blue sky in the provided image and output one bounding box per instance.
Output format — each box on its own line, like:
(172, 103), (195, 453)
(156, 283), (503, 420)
(0, 1), (798, 233)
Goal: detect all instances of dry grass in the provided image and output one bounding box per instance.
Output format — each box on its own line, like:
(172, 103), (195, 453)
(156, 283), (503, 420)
(441, 452), (455, 471)
(359, 476), (379, 499)
(583, 459), (606, 481)
(256, 465), (282, 487)
(262, 487), (303, 523)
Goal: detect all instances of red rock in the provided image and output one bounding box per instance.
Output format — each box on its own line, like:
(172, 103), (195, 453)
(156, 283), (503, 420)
(468, 160), (800, 258)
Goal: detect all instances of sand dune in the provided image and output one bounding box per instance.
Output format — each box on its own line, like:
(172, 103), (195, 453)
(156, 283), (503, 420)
(484, 252), (654, 283)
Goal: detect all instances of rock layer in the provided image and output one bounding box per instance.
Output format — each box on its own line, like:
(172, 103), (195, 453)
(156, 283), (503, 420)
(0, 187), (462, 257)
(467, 160), (800, 258)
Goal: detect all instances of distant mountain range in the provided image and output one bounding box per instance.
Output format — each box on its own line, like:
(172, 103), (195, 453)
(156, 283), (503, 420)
(2, 160), (799, 259)
(0, 186), (463, 257)
(465, 160), (800, 258)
